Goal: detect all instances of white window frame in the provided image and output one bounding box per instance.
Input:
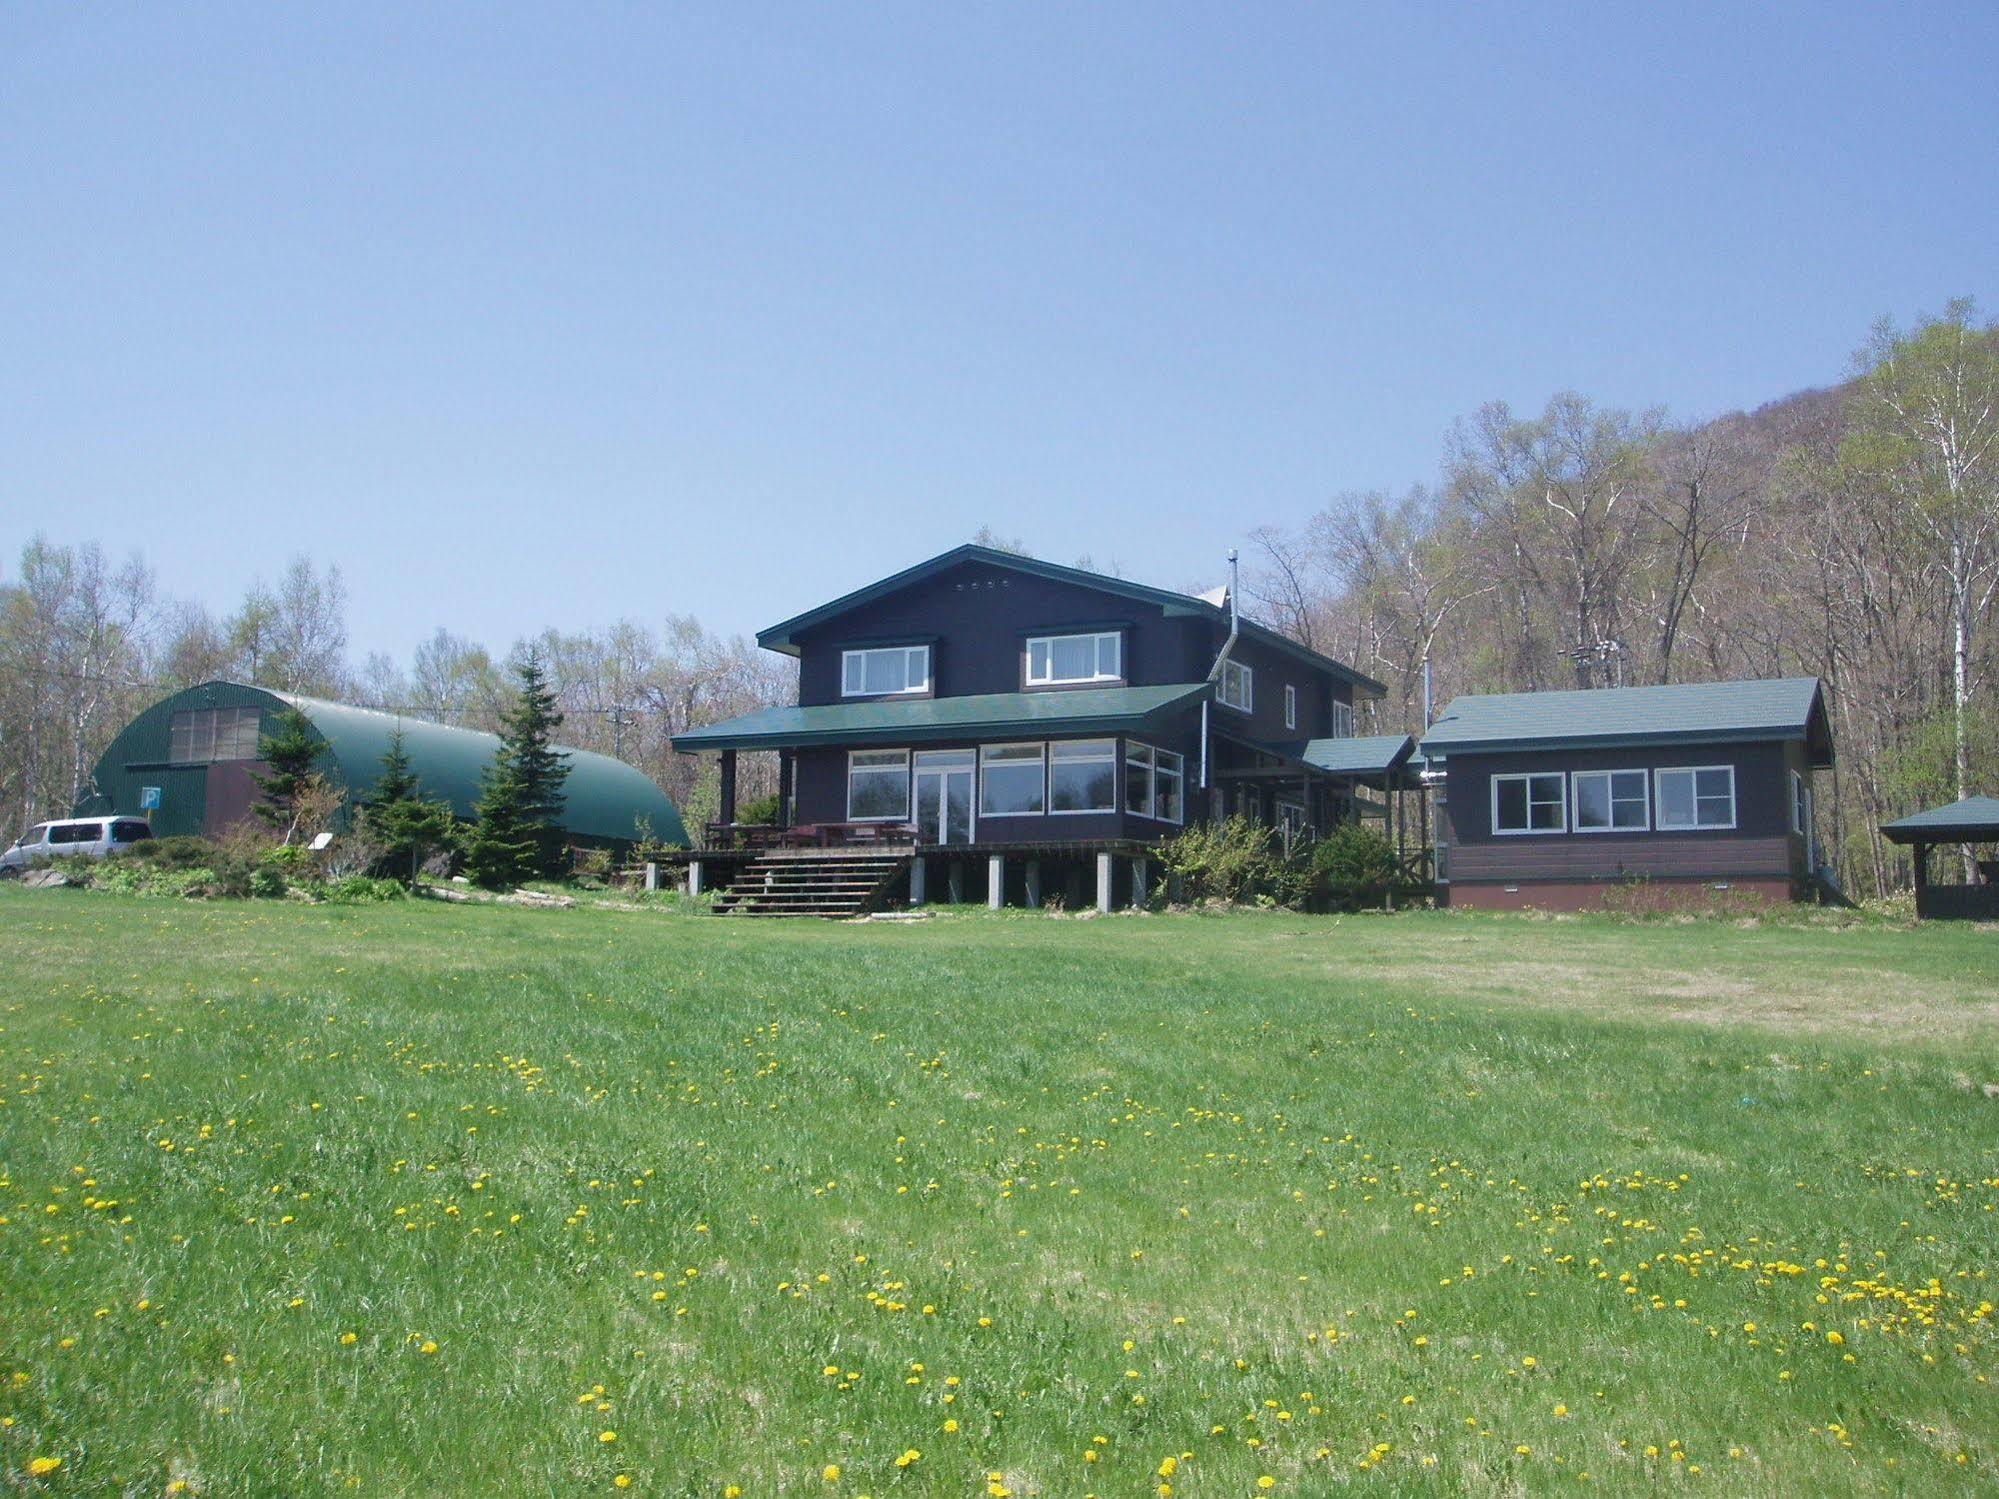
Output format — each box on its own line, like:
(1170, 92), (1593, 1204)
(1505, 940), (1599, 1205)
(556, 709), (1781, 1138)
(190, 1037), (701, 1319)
(1491, 771), (1567, 836)
(1571, 768), (1650, 834)
(1218, 658), (1253, 713)
(978, 742), (1047, 817)
(841, 645), (931, 699)
(1124, 741), (1186, 825)
(1789, 769), (1807, 835)
(1330, 699), (1354, 739)
(846, 748), (912, 822)
(1284, 684), (1297, 731)
(1047, 738), (1118, 815)
(1024, 631), (1122, 687)
(1655, 764), (1737, 831)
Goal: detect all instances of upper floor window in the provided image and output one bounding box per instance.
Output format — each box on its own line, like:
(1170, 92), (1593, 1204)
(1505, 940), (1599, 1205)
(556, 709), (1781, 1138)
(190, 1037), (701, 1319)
(842, 645), (930, 698)
(1657, 765), (1735, 830)
(1217, 658), (1253, 713)
(1330, 700), (1354, 738)
(170, 706), (263, 764)
(1284, 684), (1297, 731)
(1025, 631), (1120, 686)
(1572, 769), (1649, 832)
(1493, 772), (1565, 835)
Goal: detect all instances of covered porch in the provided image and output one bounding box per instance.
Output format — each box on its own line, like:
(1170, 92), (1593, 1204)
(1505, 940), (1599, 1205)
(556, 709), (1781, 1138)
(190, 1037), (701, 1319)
(1881, 796), (1999, 920)
(1212, 731), (1431, 882)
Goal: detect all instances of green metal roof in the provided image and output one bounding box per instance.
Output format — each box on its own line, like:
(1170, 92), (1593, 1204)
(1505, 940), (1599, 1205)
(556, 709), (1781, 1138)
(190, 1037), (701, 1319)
(754, 544), (1387, 698)
(269, 690), (686, 845)
(1881, 795), (1999, 843)
(1418, 677), (1831, 764)
(1220, 731), (1419, 785)
(671, 682), (1212, 751)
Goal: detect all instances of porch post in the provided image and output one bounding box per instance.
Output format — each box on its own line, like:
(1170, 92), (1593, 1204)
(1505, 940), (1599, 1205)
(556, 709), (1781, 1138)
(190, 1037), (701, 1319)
(987, 854), (1004, 910)
(909, 856), (927, 907)
(718, 749), (738, 828)
(1095, 851), (1113, 913)
(1024, 859), (1042, 908)
(1912, 841), (1929, 890)
(777, 749), (794, 829)
(1130, 855), (1148, 909)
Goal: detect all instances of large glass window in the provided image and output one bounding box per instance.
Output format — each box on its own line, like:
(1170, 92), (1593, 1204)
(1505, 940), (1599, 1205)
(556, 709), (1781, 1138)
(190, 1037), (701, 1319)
(841, 646), (930, 698)
(1492, 772), (1566, 834)
(979, 742), (1045, 816)
(169, 706), (264, 764)
(1124, 742), (1184, 823)
(1025, 632), (1121, 686)
(1049, 739), (1117, 813)
(1218, 659), (1253, 712)
(1656, 766), (1736, 830)
(1572, 769), (1649, 832)
(846, 749), (911, 821)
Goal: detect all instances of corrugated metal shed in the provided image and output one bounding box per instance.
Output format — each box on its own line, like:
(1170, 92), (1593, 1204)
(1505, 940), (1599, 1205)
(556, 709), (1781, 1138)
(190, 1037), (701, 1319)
(671, 681), (1212, 751)
(1419, 677), (1831, 763)
(78, 681), (686, 846)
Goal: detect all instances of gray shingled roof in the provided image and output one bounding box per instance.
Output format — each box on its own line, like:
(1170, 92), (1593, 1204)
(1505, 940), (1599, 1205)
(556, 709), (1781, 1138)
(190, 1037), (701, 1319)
(1418, 677), (1829, 762)
(1880, 795), (1999, 842)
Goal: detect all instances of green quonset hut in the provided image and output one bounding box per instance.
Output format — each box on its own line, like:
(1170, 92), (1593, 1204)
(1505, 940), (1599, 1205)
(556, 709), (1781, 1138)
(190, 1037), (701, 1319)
(77, 680), (687, 848)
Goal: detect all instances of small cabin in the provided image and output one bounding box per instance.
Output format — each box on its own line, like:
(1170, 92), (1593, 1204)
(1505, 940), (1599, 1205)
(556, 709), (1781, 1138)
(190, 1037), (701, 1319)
(1418, 677), (1834, 910)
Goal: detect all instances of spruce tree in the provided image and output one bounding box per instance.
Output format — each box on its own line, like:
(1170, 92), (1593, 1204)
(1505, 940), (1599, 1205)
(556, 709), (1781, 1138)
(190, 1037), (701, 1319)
(253, 705), (325, 841)
(362, 729), (458, 888)
(462, 653), (572, 888)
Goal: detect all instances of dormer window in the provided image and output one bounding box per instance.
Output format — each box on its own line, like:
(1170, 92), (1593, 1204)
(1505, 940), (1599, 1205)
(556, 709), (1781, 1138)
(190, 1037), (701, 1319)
(841, 645), (930, 698)
(1217, 658), (1253, 713)
(1025, 631), (1121, 687)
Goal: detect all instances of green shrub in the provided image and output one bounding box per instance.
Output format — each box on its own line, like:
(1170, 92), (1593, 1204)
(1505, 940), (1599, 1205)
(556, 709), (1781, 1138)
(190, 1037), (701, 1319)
(322, 875), (406, 905)
(1309, 823), (1400, 910)
(736, 792), (781, 827)
(1154, 817), (1309, 907)
(129, 835), (222, 870)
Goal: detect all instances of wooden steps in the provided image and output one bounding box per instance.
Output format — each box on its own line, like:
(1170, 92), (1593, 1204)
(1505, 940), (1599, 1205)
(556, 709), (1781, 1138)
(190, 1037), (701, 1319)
(711, 851), (911, 918)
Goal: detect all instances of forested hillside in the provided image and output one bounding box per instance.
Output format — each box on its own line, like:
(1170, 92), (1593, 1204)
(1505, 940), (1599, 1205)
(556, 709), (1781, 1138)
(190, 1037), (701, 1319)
(4, 302), (1992, 896)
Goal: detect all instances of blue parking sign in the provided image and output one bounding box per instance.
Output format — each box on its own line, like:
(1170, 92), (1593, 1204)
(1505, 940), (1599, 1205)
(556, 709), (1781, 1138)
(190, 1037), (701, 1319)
(139, 786), (162, 810)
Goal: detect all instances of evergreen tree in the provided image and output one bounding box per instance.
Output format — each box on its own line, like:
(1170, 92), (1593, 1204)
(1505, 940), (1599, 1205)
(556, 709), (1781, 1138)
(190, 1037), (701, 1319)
(462, 652), (572, 888)
(361, 728), (459, 888)
(253, 705), (325, 842)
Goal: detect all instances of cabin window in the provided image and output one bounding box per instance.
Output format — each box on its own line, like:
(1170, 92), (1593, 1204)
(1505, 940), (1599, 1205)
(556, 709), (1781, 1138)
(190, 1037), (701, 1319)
(1789, 770), (1809, 835)
(1125, 742), (1185, 824)
(170, 705), (264, 764)
(841, 645), (930, 698)
(1656, 765), (1736, 830)
(1218, 659), (1253, 712)
(1284, 684), (1297, 731)
(1572, 769), (1649, 832)
(1492, 772), (1566, 834)
(1025, 631), (1121, 686)
(979, 742), (1046, 816)
(846, 749), (911, 821)
(1048, 738), (1117, 813)
(1331, 699), (1354, 738)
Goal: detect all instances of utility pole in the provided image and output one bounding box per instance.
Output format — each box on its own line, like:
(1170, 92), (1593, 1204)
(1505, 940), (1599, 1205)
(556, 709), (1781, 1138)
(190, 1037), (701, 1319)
(606, 704), (639, 761)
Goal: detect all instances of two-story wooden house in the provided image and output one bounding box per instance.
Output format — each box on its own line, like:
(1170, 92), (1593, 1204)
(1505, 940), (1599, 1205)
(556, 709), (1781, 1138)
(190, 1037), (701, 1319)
(671, 544), (1411, 913)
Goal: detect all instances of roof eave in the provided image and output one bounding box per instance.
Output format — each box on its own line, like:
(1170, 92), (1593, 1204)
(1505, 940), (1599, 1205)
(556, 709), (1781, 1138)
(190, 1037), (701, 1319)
(1420, 727), (1826, 761)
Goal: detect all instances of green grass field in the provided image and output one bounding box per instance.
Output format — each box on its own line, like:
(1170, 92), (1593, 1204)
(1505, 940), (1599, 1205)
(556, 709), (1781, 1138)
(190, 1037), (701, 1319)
(1, 891), (1995, 1496)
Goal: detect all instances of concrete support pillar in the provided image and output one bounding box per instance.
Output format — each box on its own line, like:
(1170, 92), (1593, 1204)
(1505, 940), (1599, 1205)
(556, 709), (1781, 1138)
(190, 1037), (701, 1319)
(1024, 859), (1042, 909)
(947, 860), (964, 904)
(909, 856), (927, 907)
(1095, 852), (1114, 914)
(1130, 855), (1148, 909)
(685, 859), (703, 897)
(988, 854), (1005, 910)
(644, 861), (658, 893)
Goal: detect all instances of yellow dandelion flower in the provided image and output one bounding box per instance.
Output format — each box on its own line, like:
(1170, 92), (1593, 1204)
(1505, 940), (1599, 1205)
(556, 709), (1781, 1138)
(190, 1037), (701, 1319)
(27, 1457), (61, 1477)
(821, 1466), (840, 1483)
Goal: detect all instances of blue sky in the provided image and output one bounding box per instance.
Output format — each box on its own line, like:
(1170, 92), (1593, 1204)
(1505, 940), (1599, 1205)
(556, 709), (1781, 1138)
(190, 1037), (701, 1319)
(3, 3), (1994, 661)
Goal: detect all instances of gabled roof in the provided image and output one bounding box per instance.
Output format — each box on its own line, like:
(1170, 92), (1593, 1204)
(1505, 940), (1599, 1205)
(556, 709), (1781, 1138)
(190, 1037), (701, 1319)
(754, 544), (1386, 697)
(671, 682), (1211, 752)
(1418, 677), (1832, 764)
(1881, 795), (1999, 843)
(1218, 731), (1420, 787)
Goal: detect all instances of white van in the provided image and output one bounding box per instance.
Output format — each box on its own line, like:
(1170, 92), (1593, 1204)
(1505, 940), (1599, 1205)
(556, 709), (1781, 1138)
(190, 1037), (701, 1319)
(1, 816), (154, 874)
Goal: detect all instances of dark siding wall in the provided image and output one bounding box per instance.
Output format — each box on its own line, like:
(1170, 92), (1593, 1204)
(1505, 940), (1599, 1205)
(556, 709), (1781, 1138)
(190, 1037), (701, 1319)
(792, 719), (1200, 845)
(1438, 740), (1806, 884)
(1210, 631), (1349, 741)
(793, 559), (1211, 705)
